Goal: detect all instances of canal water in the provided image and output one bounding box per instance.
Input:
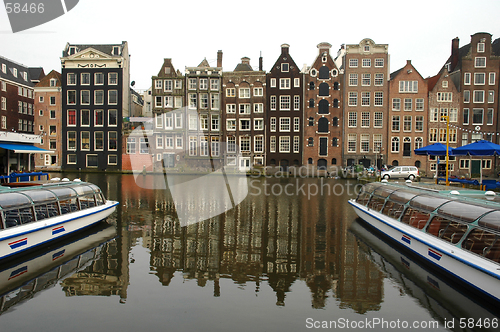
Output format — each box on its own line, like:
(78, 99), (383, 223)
(0, 173), (498, 332)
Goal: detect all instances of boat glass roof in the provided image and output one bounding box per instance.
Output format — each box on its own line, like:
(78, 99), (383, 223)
(0, 192), (32, 208)
(478, 211), (500, 231)
(45, 186), (78, 199)
(23, 189), (57, 203)
(437, 201), (495, 223)
(373, 185), (398, 198)
(388, 189), (419, 204)
(409, 194), (451, 212)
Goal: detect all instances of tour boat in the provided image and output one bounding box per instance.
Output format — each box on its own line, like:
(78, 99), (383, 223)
(349, 181), (500, 302)
(0, 179), (118, 261)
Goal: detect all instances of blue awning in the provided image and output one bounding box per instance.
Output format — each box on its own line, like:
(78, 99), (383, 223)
(0, 143), (54, 154)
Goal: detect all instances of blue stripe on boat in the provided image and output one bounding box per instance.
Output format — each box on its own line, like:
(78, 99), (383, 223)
(428, 248), (442, 261)
(52, 226), (65, 235)
(8, 266), (28, 280)
(401, 234), (411, 245)
(9, 238), (27, 249)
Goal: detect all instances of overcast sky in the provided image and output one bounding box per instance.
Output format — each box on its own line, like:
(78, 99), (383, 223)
(1, 0), (500, 91)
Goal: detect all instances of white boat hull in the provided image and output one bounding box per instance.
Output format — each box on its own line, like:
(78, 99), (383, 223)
(349, 199), (500, 302)
(0, 200), (118, 261)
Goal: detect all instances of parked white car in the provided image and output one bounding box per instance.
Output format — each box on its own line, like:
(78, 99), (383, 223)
(381, 166), (420, 180)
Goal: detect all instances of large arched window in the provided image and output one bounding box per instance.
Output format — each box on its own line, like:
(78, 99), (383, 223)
(319, 66), (329, 79)
(318, 118), (329, 133)
(319, 83), (329, 96)
(318, 159), (327, 170)
(318, 99), (329, 114)
(331, 158), (337, 165)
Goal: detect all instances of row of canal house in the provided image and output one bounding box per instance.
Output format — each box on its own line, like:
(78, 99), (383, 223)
(5, 32), (495, 178)
(142, 33), (500, 177)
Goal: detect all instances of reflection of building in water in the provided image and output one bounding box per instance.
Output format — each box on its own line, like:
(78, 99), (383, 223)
(136, 176), (382, 309)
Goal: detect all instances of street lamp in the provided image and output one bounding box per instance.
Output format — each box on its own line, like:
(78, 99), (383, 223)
(441, 115), (450, 186)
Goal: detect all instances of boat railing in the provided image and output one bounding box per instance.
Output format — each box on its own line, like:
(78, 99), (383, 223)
(0, 172), (50, 183)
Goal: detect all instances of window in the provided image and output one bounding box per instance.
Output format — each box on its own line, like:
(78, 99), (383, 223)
(392, 115), (400, 132)
(270, 117), (276, 132)
(81, 132), (90, 150)
(280, 118), (290, 132)
(211, 114), (219, 131)
(463, 108), (469, 125)
(373, 134), (382, 152)
(211, 137), (219, 157)
(67, 110), (76, 126)
(355, 134), (369, 155)
(237, 103), (249, 114)
(280, 96), (290, 110)
(362, 73), (371, 86)
(348, 92), (357, 106)
(281, 63), (289, 72)
(475, 73), (485, 85)
(475, 57), (486, 67)
(1, 97), (5, 111)
(94, 110), (104, 126)
(95, 131), (104, 150)
(349, 74), (358, 86)
(109, 131), (118, 151)
(188, 78), (197, 90)
(487, 108), (494, 125)
(279, 136), (290, 153)
(254, 118), (264, 131)
(227, 136), (236, 153)
(403, 115), (412, 132)
(108, 73), (118, 85)
(415, 116), (423, 131)
(254, 136), (264, 153)
(95, 73), (104, 85)
(270, 78), (276, 88)
(374, 112), (383, 128)
(200, 93), (208, 109)
(404, 98), (412, 111)
(81, 73), (90, 85)
(1, 116), (5, 129)
(86, 155), (98, 168)
(164, 96), (173, 108)
(227, 104), (236, 113)
(279, 78), (291, 89)
(210, 79), (219, 91)
(294, 96), (300, 110)
(464, 72), (471, 85)
(293, 136), (300, 153)
(270, 136), (276, 153)
(155, 96), (162, 108)
(189, 93), (197, 109)
(348, 112), (357, 127)
(189, 136), (197, 156)
(226, 88), (235, 97)
(175, 96), (182, 108)
(473, 90), (484, 103)
(108, 90), (118, 105)
(240, 137), (250, 152)
(361, 112), (370, 128)
(293, 117), (299, 132)
(392, 98), (400, 111)
(254, 103), (264, 113)
(239, 88), (250, 98)
(240, 119), (251, 131)
(270, 96), (276, 110)
(68, 131), (76, 150)
(94, 90), (104, 105)
(374, 73), (384, 86)
(349, 59), (358, 67)
(488, 91), (494, 103)
(348, 134), (356, 152)
(477, 42), (485, 53)
(489, 73), (495, 85)
(472, 108), (483, 124)
(81, 90), (90, 105)
(362, 59), (371, 67)
(374, 92), (383, 106)
(189, 114), (198, 130)
(399, 81), (418, 92)
(294, 78), (300, 87)
(254, 87), (263, 96)
(391, 137), (400, 153)
(67, 90), (76, 105)
(175, 113), (183, 128)
(127, 138), (136, 154)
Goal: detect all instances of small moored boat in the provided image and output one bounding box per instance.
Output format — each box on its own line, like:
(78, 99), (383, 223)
(349, 181), (500, 302)
(0, 179), (118, 261)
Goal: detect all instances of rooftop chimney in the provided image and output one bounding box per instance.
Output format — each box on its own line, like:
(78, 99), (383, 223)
(217, 50), (223, 68)
(281, 43), (290, 55)
(451, 37), (459, 71)
(241, 57), (250, 65)
(259, 52), (263, 71)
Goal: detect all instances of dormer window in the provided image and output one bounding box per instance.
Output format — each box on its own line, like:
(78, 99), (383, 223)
(23, 72), (28, 81)
(364, 45), (370, 52)
(442, 80), (448, 88)
(281, 63), (289, 72)
(113, 46), (120, 55)
(1, 64), (6, 73)
(50, 78), (57, 87)
(13, 68), (17, 77)
(69, 47), (76, 55)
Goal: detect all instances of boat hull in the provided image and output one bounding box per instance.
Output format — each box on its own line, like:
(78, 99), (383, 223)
(0, 200), (118, 262)
(349, 199), (500, 302)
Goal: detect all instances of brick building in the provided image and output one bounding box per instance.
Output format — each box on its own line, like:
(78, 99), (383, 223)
(266, 44), (303, 170)
(222, 56), (266, 170)
(34, 70), (63, 170)
(303, 42), (343, 171)
(387, 60), (427, 168)
(343, 39), (389, 169)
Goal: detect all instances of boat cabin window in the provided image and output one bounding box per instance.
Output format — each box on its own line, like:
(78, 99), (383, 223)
(356, 191), (371, 205)
(3, 206), (34, 228)
(34, 202), (59, 221)
(478, 211), (500, 232)
(0, 193), (31, 208)
(462, 228), (500, 263)
(47, 187), (78, 215)
(437, 201), (493, 223)
(388, 190), (418, 205)
(79, 194), (96, 209)
(409, 195), (449, 212)
(367, 195), (386, 212)
(426, 216), (468, 244)
(373, 186), (398, 199)
(401, 208), (430, 229)
(88, 184), (106, 206)
(381, 201), (405, 220)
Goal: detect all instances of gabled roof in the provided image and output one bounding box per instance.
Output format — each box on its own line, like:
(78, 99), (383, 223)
(198, 58), (210, 68)
(234, 63), (253, 72)
(0, 55), (37, 87)
(35, 70), (62, 88)
(492, 38), (500, 56)
(389, 67), (404, 80)
(426, 73), (440, 92)
(28, 67), (45, 82)
(62, 42), (127, 57)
